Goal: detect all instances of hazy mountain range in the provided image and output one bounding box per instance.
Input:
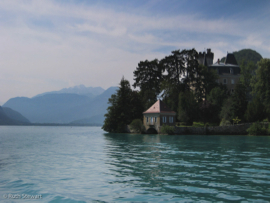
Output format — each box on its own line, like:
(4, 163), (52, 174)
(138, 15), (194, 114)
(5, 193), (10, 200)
(2, 85), (118, 125)
(34, 85), (105, 99)
(0, 106), (30, 125)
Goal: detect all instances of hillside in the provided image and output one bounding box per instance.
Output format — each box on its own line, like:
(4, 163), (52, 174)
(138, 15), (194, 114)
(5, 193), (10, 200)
(34, 85), (105, 99)
(220, 49), (262, 65)
(0, 106), (30, 125)
(3, 87), (118, 125)
(2, 107), (30, 123)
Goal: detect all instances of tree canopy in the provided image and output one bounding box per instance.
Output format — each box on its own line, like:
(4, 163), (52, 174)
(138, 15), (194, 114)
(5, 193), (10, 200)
(251, 58), (270, 118)
(103, 47), (268, 132)
(221, 49), (262, 65)
(102, 77), (144, 133)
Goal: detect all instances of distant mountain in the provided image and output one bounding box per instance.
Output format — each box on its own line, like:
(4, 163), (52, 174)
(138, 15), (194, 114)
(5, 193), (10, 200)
(2, 107), (30, 123)
(70, 115), (104, 126)
(34, 85), (105, 99)
(0, 106), (16, 125)
(221, 49), (262, 65)
(0, 106), (30, 125)
(3, 86), (118, 125)
(67, 86), (118, 124)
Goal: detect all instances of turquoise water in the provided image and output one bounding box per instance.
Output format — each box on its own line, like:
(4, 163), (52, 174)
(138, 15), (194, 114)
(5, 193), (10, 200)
(0, 126), (270, 202)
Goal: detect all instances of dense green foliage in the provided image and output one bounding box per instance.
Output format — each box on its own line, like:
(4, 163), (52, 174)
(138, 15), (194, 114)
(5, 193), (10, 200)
(221, 49), (262, 65)
(245, 96), (266, 122)
(160, 125), (175, 135)
(104, 47), (269, 133)
(247, 122), (268, 135)
(231, 83), (248, 121)
(133, 59), (163, 110)
(199, 100), (217, 125)
(102, 77), (144, 133)
(220, 118), (231, 126)
(251, 59), (270, 118)
(178, 91), (198, 126)
(129, 119), (144, 133)
(161, 49), (199, 112)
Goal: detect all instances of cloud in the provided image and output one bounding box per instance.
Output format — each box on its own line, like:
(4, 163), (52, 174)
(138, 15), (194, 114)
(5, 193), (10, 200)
(0, 0), (269, 102)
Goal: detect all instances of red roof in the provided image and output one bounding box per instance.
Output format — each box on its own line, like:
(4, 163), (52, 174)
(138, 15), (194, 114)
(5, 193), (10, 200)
(143, 100), (176, 115)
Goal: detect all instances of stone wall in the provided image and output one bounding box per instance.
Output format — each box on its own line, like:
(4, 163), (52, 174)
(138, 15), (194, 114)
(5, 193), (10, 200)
(174, 123), (269, 135)
(127, 122), (269, 135)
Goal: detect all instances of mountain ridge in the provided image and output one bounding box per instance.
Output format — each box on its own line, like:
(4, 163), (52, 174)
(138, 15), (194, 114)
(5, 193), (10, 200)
(220, 49), (263, 65)
(3, 86), (118, 125)
(34, 85), (105, 99)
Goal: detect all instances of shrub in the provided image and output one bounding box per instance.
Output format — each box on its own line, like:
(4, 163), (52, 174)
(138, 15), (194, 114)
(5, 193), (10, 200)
(160, 125), (175, 135)
(247, 122), (267, 135)
(220, 118), (232, 126)
(129, 119), (144, 133)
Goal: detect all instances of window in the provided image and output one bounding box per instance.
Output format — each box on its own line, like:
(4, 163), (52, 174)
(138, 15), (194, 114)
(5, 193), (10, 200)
(151, 117), (153, 123)
(231, 79), (234, 84)
(230, 68), (234, 74)
(155, 117), (157, 123)
(169, 116), (174, 123)
(223, 79), (227, 84)
(146, 117), (148, 123)
(163, 116), (167, 123)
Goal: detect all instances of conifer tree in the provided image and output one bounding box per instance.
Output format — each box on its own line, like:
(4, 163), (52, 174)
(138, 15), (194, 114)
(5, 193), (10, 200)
(103, 77), (144, 133)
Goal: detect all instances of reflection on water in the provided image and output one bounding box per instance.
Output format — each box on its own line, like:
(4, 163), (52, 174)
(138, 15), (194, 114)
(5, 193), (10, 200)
(104, 133), (270, 202)
(0, 127), (270, 202)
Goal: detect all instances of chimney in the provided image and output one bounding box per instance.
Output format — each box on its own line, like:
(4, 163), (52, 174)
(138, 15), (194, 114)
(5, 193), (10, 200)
(218, 59), (220, 64)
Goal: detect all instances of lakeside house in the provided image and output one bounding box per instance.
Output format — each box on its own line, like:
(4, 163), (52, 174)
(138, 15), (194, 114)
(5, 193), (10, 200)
(198, 49), (241, 93)
(143, 100), (176, 133)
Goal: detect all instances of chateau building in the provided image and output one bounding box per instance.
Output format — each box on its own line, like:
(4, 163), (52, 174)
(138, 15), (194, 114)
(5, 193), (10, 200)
(198, 49), (241, 93)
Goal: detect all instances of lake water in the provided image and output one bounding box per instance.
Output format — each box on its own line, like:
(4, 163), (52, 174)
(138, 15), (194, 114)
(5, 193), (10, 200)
(0, 126), (270, 202)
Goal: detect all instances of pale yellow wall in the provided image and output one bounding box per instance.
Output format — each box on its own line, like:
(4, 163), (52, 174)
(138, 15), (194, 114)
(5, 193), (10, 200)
(143, 114), (175, 132)
(217, 74), (240, 93)
(160, 115), (175, 126)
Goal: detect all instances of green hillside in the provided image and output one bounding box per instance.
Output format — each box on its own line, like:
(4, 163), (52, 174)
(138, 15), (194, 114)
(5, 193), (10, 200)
(221, 49), (262, 65)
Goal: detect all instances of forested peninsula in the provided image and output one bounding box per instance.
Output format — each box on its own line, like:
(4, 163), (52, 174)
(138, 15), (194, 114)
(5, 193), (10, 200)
(102, 48), (270, 135)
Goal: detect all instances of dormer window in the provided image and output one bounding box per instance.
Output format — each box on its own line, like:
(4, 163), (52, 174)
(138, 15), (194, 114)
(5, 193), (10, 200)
(230, 68), (234, 74)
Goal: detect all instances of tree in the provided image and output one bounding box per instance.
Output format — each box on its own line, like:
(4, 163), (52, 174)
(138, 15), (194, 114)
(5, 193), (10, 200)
(133, 59), (163, 110)
(192, 65), (219, 102)
(103, 77), (144, 133)
(220, 49), (262, 65)
(245, 96), (266, 122)
(206, 85), (228, 123)
(219, 97), (234, 122)
(251, 58), (270, 118)
(207, 85), (228, 111)
(231, 83), (248, 121)
(199, 100), (216, 125)
(178, 91), (198, 125)
(129, 91), (144, 121)
(129, 119), (144, 133)
(240, 61), (256, 101)
(160, 49), (200, 112)
(161, 50), (186, 89)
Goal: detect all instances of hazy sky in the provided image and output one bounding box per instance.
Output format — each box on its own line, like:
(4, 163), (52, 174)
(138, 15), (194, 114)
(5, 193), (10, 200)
(1, 0), (270, 104)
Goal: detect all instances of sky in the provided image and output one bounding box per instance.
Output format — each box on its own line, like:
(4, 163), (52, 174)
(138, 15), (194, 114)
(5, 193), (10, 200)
(1, 0), (270, 104)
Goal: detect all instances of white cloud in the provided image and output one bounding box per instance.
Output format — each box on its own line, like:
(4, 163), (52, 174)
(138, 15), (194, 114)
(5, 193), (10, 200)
(0, 0), (269, 102)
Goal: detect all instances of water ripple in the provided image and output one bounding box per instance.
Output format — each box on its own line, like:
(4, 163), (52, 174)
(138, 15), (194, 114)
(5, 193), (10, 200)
(0, 127), (270, 202)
